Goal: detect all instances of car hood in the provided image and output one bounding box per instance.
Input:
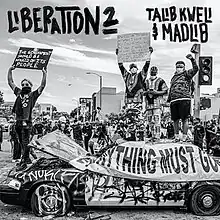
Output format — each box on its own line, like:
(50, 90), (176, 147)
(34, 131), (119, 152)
(30, 130), (88, 162)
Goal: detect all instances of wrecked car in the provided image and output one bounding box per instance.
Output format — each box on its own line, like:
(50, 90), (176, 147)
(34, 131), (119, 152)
(1, 130), (220, 217)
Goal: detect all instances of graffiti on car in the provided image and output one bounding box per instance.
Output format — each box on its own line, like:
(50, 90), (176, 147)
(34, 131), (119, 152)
(85, 172), (186, 206)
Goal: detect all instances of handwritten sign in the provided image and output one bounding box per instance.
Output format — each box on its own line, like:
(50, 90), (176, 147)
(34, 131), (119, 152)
(13, 47), (53, 70)
(117, 32), (151, 63)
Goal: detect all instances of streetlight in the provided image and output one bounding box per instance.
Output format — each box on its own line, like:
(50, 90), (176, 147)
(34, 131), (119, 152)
(86, 72), (102, 109)
(72, 98), (79, 120)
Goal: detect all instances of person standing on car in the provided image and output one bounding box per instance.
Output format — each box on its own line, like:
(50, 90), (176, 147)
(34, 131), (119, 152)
(7, 65), (47, 171)
(167, 53), (199, 142)
(116, 47), (153, 108)
(143, 66), (168, 140)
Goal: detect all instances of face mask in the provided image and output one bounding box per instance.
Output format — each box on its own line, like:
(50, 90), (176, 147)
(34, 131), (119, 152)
(176, 67), (185, 74)
(150, 75), (157, 80)
(21, 87), (31, 94)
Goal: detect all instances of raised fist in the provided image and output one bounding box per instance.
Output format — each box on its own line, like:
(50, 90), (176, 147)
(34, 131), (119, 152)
(186, 54), (193, 60)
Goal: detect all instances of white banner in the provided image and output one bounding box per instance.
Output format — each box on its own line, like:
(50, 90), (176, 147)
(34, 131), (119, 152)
(117, 32), (151, 63)
(87, 141), (220, 182)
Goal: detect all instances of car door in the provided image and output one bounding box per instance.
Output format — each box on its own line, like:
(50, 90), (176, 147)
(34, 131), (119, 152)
(85, 173), (186, 207)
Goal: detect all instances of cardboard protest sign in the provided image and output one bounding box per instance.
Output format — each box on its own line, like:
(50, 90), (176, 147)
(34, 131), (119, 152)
(117, 32), (151, 63)
(13, 47), (53, 70)
(86, 142), (220, 182)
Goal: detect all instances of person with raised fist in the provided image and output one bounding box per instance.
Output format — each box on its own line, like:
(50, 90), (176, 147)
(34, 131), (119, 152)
(167, 53), (199, 142)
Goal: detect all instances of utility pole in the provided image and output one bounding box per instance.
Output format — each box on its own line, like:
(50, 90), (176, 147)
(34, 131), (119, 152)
(99, 75), (102, 109)
(191, 44), (201, 118)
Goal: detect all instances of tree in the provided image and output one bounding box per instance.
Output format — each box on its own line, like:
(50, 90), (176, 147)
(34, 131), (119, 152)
(0, 91), (4, 105)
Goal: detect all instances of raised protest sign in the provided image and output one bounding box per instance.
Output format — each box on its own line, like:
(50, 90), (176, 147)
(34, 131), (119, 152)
(84, 142), (220, 182)
(117, 32), (151, 63)
(13, 47), (53, 70)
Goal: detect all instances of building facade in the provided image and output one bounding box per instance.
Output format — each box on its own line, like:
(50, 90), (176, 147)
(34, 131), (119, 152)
(190, 88), (220, 122)
(95, 87), (124, 115)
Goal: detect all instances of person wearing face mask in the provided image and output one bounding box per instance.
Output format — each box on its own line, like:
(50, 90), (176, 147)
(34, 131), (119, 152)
(167, 53), (199, 142)
(143, 66), (168, 140)
(7, 65), (47, 171)
(116, 47), (153, 108)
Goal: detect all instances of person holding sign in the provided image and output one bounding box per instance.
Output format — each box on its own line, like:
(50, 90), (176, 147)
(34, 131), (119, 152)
(143, 66), (168, 140)
(7, 66), (47, 171)
(116, 47), (153, 107)
(167, 53), (199, 142)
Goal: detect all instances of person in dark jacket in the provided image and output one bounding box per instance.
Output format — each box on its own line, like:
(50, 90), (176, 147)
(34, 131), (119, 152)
(193, 118), (205, 150)
(167, 53), (199, 142)
(116, 47), (153, 106)
(71, 120), (83, 147)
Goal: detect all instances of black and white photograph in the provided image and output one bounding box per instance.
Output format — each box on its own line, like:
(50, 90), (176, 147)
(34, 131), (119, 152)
(0, 0), (220, 219)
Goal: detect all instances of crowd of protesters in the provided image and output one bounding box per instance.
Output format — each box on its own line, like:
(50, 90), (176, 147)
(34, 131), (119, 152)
(1, 103), (220, 171)
(4, 46), (220, 171)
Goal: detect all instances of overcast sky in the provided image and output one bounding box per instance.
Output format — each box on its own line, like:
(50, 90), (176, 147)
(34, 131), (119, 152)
(0, 0), (219, 112)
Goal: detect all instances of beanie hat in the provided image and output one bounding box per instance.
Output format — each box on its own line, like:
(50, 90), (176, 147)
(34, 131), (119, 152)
(129, 63), (138, 70)
(176, 61), (185, 66)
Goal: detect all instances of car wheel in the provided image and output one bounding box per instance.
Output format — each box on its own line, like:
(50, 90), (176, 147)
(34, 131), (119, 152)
(31, 182), (71, 217)
(190, 185), (220, 216)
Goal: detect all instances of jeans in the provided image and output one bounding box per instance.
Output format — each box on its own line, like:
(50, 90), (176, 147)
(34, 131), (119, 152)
(15, 121), (32, 164)
(11, 138), (21, 160)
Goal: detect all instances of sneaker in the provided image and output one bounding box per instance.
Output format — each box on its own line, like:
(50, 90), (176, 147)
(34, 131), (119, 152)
(16, 163), (27, 171)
